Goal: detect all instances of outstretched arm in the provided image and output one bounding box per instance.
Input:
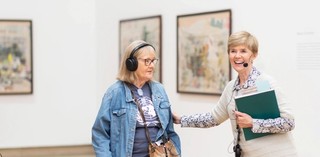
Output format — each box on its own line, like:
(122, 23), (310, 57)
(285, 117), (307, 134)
(180, 112), (217, 128)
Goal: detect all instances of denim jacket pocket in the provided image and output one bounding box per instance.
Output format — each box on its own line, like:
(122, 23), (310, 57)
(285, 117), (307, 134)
(159, 102), (171, 109)
(112, 108), (126, 116)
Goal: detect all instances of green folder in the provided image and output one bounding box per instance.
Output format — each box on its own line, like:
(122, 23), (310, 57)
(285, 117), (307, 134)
(235, 89), (280, 141)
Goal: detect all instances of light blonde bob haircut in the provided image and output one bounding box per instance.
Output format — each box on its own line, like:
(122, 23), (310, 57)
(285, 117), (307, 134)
(228, 31), (259, 55)
(117, 40), (156, 83)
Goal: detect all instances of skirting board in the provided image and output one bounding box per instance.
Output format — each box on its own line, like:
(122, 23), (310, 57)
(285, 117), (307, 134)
(0, 144), (94, 157)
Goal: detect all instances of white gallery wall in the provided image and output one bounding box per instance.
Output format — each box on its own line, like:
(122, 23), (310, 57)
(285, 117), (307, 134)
(0, 0), (98, 148)
(0, 0), (319, 156)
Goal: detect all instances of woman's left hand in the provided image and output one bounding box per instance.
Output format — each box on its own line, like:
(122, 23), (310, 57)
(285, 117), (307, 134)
(234, 111), (253, 128)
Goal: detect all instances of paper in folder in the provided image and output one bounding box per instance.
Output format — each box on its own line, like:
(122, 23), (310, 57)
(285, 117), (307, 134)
(235, 89), (280, 141)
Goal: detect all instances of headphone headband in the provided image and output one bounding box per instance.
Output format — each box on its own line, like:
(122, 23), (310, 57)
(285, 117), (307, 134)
(129, 43), (155, 59)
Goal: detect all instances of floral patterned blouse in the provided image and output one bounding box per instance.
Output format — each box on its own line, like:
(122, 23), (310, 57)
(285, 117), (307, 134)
(180, 66), (295, 134)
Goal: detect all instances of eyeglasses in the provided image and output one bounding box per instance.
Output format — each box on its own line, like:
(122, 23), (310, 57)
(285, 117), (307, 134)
(138, 58), (159, 66)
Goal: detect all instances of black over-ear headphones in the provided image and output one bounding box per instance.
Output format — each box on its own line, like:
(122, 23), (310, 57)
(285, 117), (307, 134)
(125, 43), (155, 71)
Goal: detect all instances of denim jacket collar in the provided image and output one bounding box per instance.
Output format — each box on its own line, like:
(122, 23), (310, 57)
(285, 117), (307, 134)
(123, 81), (164, 103)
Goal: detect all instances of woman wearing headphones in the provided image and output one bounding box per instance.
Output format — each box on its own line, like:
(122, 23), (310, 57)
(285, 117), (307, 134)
(92, 40), (181, 157)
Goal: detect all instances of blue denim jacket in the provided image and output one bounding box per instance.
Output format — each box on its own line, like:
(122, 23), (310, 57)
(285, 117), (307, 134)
(92, 80), (181, 157)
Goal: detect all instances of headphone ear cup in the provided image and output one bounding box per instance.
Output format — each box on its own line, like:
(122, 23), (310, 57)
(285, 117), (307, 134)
(126, 57), (138, 71)
(126, 42), (153, 71)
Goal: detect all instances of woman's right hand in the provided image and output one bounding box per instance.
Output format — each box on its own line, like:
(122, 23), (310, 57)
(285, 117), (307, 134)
(172, 112), (181, 124)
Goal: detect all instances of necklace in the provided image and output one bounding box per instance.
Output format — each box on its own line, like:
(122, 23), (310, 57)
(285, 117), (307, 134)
(137, 88), (143, 96)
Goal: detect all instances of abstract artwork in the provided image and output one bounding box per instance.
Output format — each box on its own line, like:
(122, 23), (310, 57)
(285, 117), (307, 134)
(177, 10), (231, 95)
(0, 20), (33, 94)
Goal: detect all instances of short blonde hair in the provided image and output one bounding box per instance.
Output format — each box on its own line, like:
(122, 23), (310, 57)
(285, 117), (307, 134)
(117, 40), (155, 83)
(228, 31), (259, 55)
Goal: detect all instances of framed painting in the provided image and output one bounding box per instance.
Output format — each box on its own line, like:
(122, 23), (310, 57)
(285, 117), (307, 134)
(119, 15), (162, 82)
(177, 9), (232, 95)
(0, 20), (33, 95)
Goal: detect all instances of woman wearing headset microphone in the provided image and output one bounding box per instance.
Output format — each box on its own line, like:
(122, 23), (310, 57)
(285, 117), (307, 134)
(92, 40), (181, 157)
(173, 31), (298, 157)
